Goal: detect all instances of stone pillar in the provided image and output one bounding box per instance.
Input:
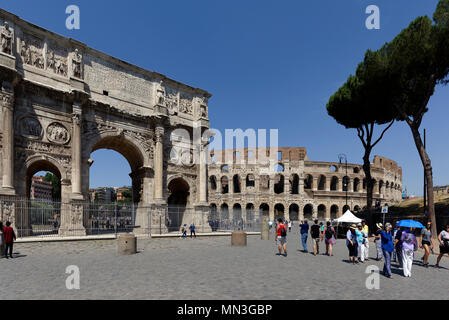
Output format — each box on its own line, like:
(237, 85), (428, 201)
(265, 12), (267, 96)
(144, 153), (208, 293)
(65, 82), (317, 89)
(325, 177), (331, 191)
(338, 178), (343, 192)
(348, 178), (353, 193)
(312, 177), (318, 191)
(71, 104), (83, 199)
(1, 83), (15, 193)
(325, 205), (331, 220)
(299, 176), (304, 195)
(154, 126), (165, 202)
(284, 176), (290, 194)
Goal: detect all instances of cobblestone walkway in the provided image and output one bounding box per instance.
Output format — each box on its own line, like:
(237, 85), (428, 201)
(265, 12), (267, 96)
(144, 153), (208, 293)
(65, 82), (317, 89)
(1, 230), (447, 300)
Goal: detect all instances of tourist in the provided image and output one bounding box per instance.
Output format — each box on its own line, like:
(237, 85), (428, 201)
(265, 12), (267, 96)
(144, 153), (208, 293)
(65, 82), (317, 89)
(373, 223), (384, 261)
(346, 224), (359, 264)
(400, 228), (418, 277)
(268, 220), (273, 230)
(324, 221), (336, 256)
(392, 221), (400, 262)
(3, 221), (16, 259)
(189, 223), (196, 238)
(288, 220), (292, 232)
(356, 223), (368, 263)
(0, 221), (4, 259)
(420, 222), (433, 267)
(275, 218), (287, 257)
(394, 226), (405, 268)
(361, 220), (370, 261)
(319, 222), (325, 241)
(381, 223), (394, 278)
(435, 224), (449, 268)
(180, 224), (187, 239)
(299, 220), (309, 253)
(310, 220), (321, 256)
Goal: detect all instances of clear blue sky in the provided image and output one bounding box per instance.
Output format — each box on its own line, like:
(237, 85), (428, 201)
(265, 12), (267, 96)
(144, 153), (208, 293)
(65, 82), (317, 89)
(7, 0), (448, 195)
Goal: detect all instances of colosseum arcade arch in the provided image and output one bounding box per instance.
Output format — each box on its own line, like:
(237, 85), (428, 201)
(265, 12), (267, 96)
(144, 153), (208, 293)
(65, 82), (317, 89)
(289, 204), (299, 221)
(274, 203), (285, 220)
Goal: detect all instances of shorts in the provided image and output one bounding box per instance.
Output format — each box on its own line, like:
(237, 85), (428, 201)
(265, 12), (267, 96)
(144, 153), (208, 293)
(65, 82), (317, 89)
(312, 238), (320, 245)
(277, 236), (287, 246)
(422, 240), (431, 247)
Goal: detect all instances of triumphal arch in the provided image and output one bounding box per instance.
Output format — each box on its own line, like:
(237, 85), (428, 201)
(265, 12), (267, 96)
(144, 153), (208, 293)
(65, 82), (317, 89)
(0, 9), (211, 235)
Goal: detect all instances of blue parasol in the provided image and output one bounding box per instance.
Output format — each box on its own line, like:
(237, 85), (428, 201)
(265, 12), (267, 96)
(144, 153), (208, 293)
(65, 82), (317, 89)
(397, 220), (425, 229)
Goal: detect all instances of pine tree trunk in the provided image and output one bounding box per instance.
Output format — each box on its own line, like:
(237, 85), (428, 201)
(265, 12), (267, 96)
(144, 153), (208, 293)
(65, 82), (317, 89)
(408, 123), (437, 239)
(363, 151), (374, 211)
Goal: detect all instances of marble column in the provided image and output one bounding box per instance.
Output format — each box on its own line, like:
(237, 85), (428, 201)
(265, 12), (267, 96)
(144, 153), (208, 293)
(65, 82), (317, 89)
(325, 177), (331, 191)
(71, 104), (83, 198)
(199, 141), (208, 204)
(154, 126), (165, 202)
(312, 177), (318, 191)
(1, 84), (15, 193)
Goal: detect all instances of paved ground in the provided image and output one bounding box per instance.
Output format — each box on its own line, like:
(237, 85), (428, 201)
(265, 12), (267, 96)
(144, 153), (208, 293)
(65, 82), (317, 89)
(1, 228), (448, 300)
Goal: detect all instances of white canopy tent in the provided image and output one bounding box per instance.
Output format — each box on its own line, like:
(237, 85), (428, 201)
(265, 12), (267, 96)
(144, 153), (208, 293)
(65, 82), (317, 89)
(333, 210), (363, 224)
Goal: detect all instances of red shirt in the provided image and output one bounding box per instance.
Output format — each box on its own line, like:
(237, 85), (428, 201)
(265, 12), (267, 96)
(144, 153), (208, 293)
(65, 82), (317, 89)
(277, 224), (286, 237)
(3, 226), (15, 244)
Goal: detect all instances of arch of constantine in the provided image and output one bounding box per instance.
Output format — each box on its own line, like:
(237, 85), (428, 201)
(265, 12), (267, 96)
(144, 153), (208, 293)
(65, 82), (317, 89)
(0, 9), (211, 235)
(208, 148), (402, 223)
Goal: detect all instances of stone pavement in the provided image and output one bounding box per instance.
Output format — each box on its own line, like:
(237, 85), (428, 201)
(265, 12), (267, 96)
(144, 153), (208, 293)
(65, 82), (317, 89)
(1, 229), (448, 300)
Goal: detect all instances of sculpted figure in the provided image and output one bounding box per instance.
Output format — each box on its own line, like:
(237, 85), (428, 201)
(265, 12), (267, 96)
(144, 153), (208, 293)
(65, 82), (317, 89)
(72, 48), (82, 78)
(1, 22), (12, 55)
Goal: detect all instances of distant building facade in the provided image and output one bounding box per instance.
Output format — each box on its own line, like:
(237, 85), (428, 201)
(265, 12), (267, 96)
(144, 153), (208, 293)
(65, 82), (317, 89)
(30, 176), (53, 200)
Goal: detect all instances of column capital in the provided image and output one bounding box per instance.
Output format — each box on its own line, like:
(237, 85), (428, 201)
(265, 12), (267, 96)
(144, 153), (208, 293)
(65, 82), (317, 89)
(1, 86), (14, 110)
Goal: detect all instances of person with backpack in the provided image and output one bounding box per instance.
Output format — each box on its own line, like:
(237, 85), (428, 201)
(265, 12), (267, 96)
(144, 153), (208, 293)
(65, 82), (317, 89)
(275, 218), (287, 257)
(3, 221), (16, 259)
(310, 220), (321, 256)
(400, 228), (418, 277)
(324, 221), (336, 256)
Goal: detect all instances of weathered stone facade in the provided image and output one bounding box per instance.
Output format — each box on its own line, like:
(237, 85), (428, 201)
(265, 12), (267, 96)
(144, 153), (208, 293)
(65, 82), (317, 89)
(208, 148), (403, 222)
(0, 9), (211, 235)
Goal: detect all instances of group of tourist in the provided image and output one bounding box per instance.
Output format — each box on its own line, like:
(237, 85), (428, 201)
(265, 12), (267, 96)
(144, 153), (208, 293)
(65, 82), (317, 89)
(273, 217), (449, 279)
(0, 221), (16, 259)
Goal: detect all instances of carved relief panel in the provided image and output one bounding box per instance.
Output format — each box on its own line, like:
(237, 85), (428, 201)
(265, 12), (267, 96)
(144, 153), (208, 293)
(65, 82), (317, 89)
(20, 33), (44, 69)
(46, 122), (71, 145)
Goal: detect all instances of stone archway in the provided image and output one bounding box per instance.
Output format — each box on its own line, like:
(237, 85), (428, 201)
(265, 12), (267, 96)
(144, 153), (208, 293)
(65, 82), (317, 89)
(167, 177), (190, 232)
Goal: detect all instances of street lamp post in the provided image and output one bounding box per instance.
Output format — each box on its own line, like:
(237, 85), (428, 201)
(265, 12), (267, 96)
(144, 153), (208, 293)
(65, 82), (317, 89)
(339, 154), (348, 208)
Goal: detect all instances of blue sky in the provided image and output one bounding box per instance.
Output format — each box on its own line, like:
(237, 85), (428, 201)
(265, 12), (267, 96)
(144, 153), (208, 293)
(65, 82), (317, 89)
(8, 0), (448, 195)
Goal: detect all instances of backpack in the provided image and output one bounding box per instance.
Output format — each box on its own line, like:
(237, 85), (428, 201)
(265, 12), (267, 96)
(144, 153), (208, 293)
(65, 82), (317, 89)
(325, 227), (334, 239)
(280, 225), (287, 237)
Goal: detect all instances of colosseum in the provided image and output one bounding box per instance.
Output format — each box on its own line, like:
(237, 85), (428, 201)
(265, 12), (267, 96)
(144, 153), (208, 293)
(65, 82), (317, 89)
(207, 147), (403, 223)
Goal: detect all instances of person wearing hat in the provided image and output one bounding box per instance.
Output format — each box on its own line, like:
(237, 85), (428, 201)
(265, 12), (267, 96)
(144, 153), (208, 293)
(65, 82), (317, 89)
(380, 223), (394, 278)
(373, 223), (384, 261)
(346, 224), (359, 264)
